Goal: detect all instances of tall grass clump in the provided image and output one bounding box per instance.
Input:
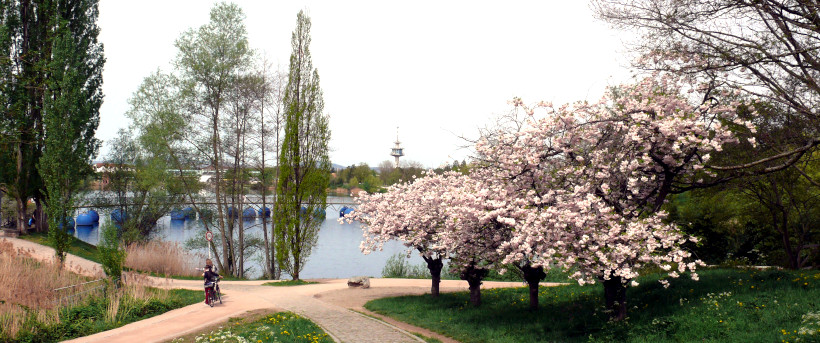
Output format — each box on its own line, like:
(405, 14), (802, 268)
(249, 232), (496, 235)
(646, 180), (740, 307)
(125, 241), (202, 277)
(0, 238), (203, 342)
(0, 239), (92, 338)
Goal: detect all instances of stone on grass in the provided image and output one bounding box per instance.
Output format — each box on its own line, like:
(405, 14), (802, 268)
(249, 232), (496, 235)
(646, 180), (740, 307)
(347, 276), (370, 288)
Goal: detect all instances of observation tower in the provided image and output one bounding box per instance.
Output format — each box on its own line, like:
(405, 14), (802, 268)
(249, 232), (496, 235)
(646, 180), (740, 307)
(390, 127), (404, 168)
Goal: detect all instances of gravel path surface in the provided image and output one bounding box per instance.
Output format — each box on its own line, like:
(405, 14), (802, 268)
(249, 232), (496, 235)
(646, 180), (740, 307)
(4, 237), (560, 343)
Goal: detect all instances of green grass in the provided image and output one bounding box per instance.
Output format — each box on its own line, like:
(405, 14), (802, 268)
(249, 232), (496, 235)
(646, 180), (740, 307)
(262, 279), (319, 286)
(19, 231), (101, 263)
(412, 332), (443, 343)
(177, 311), (334, 343)
(365, 268), (820, 343)
(6, 288), (203, 342)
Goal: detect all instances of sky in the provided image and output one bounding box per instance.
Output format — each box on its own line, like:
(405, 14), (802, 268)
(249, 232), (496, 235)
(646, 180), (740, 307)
(96, 0), (633, 168)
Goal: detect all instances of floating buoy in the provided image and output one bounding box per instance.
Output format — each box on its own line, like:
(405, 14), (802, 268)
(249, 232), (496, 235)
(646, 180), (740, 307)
(76, 213), (95, 226)
(88, 210), (100, 223)
(226, 206), (240, 218)
(170, 209), (186, 220)
(242, 207), (256, 219)
(340, 206), (355, 218)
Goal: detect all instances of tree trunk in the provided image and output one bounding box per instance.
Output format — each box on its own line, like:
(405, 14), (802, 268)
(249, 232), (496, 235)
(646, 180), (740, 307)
(518, 264), (547, 310)
(422, 256), (443, 297)
(603, 275), (628, 321)
(15, 196), (27, 235)
(460, 266), (488, 307)
(34, 198), (46, 232)
(293, 258), (300, 280)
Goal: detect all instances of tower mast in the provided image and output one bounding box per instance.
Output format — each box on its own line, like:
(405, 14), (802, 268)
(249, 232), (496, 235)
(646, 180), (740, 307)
(390, 127), (404, 168)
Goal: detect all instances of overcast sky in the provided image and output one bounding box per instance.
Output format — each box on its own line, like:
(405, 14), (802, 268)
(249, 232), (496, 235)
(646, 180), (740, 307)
(96, 0), (633, 168)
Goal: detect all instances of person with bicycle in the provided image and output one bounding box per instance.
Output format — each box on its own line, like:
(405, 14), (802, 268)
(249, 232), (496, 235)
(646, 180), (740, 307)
(203, 262), (222, 305)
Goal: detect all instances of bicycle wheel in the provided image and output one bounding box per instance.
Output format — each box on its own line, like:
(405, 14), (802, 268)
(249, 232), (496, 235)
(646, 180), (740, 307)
(208, 289), (214, 307)
(216, 285), (222, 304)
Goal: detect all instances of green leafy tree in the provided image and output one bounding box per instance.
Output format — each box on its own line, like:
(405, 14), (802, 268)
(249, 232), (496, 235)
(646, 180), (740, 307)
(102, 128), (187, 244)
(37, 0), (104, 266)
(1, 0), (48, 235)
(275, 10), (331, 280)
(174, 2), (252, 276)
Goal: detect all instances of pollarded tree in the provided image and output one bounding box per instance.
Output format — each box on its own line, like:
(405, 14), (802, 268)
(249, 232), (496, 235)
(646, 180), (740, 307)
(275, 10), (331, 280)
(476, 72), (750, 319)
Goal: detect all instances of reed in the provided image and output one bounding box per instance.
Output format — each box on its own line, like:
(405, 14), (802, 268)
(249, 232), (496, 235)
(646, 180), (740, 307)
(0, 239), (179, 340)
(124, 241), (202, 277)
(0, 239), (96, 338)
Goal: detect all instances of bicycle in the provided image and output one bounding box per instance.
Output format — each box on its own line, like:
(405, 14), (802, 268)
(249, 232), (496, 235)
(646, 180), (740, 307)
(205, 278), (221, 307)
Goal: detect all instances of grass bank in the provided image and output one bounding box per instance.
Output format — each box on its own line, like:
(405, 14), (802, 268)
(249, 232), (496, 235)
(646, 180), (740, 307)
(262, 280), (318, 287)
(170, 311), (334, 343)
(0, 239), (203, 342)
(18, 231), (100, 263)
(365, 268), (820, 343)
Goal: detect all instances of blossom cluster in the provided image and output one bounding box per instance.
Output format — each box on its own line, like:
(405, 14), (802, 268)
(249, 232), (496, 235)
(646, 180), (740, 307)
(348, 73), (750, 287)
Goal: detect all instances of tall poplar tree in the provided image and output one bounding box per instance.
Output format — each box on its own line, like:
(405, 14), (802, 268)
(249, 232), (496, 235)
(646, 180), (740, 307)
(1, 0), (48, 235)
(275, 10), (330, 280)
(37, 0), (104, 265)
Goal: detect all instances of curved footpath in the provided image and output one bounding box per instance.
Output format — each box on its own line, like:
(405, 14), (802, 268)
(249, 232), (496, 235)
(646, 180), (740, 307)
(4, 237), (562, 343)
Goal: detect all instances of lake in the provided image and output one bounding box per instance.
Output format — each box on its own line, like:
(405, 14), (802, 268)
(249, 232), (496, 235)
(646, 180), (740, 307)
(71, 196), (423, 279)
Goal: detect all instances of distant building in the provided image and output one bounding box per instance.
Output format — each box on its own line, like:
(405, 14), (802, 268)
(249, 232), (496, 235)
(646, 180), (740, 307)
(390, 127), (404, 168)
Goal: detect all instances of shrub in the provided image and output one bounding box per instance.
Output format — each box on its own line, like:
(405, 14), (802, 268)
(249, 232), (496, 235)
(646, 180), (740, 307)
(98, 222), (126, 284)
(382, 253), (429, 278)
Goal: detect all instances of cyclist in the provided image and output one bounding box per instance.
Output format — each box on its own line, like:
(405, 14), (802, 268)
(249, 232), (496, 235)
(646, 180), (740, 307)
(203, 263), (222, 305)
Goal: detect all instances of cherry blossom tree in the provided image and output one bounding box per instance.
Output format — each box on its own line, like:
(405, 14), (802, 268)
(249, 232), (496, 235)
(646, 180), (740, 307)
(347, 172), (457, 297)
(438, 173), (513, 306)
(475, 72), (752, 319)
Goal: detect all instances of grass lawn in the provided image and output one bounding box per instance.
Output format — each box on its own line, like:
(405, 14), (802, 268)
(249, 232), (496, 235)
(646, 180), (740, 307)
(365, 268), (820, 343)
(170, 311), (334, 343)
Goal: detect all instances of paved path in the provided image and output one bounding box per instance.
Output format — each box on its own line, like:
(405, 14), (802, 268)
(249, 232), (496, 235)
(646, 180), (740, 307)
(4, 237), (553, 343)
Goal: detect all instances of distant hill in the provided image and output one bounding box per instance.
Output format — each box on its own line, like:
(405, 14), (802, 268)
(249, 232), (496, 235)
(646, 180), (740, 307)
(332, 163), (380, 173)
